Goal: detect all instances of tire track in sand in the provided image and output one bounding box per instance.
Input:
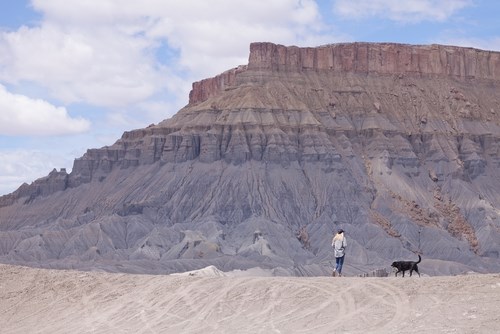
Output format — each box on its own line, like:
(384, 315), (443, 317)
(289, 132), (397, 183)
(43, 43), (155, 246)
(154, 277), (411, 333)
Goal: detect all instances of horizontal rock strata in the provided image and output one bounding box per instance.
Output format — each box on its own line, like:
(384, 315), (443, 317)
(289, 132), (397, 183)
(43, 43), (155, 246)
(0, 42), (499, 276)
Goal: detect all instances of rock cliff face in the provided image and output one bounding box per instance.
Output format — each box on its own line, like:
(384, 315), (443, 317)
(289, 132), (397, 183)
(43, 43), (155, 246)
(190, 42), (500, 104)
(1, 42), (499, 276)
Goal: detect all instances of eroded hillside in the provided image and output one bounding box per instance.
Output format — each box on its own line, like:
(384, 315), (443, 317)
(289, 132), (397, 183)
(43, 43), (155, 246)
(1, 42), (499, 275)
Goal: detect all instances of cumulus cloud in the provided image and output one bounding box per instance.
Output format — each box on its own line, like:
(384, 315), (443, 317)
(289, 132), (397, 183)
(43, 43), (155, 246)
(333, 0), (472, 23)
(0, 23), (166, 107)
(141, 0), (331, 77)
(0, 0), (334, 109)
(0, 84), (90, 135)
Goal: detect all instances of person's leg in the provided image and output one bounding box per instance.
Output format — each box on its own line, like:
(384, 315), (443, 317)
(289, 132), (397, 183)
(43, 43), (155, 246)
(335, 257), (341, 273)
(332, 258), (338, 277)
(338, 256), (345, 275)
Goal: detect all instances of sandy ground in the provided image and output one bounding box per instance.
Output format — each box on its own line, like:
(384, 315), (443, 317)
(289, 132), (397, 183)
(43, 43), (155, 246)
(1, 264), (499, 334)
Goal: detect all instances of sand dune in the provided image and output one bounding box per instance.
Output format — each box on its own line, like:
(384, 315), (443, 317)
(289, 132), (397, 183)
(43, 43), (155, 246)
(1, 264), (499, 334)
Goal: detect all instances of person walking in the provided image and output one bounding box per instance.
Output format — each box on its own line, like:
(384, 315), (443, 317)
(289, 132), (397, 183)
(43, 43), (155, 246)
(332, 229), (347, 277)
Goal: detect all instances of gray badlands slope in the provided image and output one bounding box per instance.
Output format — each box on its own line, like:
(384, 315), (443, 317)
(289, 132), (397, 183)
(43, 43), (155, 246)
(0, 42), (499, 276)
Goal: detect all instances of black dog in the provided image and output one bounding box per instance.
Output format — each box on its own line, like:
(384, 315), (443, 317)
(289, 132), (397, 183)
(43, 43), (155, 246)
(391, 255), (421, 277)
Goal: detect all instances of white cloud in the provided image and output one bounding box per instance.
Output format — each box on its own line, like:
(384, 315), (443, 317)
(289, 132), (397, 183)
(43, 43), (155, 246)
(0, 84), (90, 135)
(333, 0), (472, 23)
(0, 1), (334, 110)
(0, 23), (166, 107)
(143, 0), (330, 77)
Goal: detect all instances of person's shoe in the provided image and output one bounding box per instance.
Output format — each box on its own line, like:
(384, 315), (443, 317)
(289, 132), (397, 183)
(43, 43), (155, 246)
(332, 270), (336, 277)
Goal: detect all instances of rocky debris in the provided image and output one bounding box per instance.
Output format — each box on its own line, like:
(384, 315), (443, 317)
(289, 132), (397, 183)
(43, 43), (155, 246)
(0, 42), (499, 276)
(296, 226), (311, 250)
(370, 210), (400, 238)
(358, 268), (390, 277)
(435, 200), (479, 253)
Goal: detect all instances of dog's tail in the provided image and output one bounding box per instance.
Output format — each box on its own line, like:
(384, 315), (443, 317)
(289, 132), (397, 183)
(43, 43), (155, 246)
(416, 254), (421, 264)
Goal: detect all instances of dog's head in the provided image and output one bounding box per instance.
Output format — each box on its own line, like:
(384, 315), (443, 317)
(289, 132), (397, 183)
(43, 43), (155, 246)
(390, 262), (401, 273)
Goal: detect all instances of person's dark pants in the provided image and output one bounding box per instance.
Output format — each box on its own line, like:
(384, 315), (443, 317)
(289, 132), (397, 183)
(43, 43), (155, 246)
(335, 255), (345, 274)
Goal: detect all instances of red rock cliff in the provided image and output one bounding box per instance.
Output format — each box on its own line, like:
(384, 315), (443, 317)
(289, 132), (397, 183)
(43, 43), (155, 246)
(189, 42), (500, 104)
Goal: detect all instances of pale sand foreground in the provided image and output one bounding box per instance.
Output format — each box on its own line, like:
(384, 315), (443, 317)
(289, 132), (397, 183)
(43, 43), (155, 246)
(1, 264), (499, 334)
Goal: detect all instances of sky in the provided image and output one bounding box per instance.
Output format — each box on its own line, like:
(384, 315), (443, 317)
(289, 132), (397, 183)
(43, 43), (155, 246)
(0, 0), (499, 196)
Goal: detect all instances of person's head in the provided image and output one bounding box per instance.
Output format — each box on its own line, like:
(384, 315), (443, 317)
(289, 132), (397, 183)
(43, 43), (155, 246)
(337, 229), (344, 234)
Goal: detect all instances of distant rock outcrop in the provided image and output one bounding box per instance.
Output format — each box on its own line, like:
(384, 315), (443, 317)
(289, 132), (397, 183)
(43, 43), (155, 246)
(0, 42), (499, 276)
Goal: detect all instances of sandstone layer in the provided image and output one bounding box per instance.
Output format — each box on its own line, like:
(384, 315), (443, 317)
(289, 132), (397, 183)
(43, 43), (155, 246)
(0, 42), (499, 276)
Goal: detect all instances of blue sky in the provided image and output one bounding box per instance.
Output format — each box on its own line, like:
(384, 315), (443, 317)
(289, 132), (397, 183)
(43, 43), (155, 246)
(0, 0), (499, 195)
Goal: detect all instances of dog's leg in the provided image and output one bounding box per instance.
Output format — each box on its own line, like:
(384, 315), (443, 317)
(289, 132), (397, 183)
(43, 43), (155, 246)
(410, 265), (419, 277)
